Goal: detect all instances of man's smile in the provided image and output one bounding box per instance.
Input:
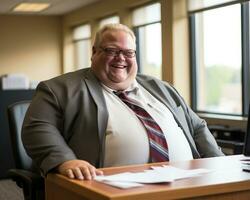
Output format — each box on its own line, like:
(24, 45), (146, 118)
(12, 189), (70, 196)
(111, 63), (127, 69)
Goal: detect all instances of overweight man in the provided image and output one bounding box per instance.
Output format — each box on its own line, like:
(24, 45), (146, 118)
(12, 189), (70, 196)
(22, 23), (224, 181)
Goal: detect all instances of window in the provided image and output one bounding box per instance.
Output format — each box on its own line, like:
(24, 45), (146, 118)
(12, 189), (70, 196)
(132, 3), (162, 79)
(99, 15), (120, 28)
(72, 24), (91, 69)
(189, 1), (250, 116)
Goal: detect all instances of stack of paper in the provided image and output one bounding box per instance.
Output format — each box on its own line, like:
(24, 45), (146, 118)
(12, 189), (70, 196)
(95, 165), (211, 189)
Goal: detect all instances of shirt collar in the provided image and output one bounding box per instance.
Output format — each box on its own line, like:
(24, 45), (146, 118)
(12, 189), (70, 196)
(101, 80), (139, 94)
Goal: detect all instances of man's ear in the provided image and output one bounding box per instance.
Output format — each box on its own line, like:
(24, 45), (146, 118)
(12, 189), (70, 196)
(92, 46), (97, 54)
(91, 46), (96, 61)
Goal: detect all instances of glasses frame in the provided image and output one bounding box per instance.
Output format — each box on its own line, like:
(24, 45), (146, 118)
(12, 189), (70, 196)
(98, 46), (136, 58)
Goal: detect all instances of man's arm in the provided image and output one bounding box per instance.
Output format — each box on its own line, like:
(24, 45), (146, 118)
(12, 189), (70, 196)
(146, 76), (224, 157)
(167, 83), (224, 157)
(22, 82), (103, 179)
(186, 106), (224, 157)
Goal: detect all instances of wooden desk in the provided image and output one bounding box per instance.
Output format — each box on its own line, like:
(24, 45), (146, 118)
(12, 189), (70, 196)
(46, 155), (250, 200)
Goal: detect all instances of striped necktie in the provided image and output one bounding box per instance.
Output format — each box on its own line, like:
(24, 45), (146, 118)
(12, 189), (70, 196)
(115, 91), (169, 162)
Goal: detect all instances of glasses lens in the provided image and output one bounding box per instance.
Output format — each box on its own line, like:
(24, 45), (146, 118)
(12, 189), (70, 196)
(105, 48), (117, 56)
(101, 47), (135, 58)
(124, 50), (136, 58)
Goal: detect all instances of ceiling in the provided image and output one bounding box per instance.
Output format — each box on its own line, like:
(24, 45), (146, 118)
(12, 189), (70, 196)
(0, 0), (100, 15)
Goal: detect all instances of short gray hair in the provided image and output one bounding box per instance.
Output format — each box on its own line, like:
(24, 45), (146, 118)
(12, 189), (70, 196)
(93, 23), (136, 47)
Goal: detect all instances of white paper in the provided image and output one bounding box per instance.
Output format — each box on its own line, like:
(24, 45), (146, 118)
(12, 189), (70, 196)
(95, 170), (174, 183)
(150, 165), (211, 180)
(100, 181), (144, 189)
(95, 166), (211, 189)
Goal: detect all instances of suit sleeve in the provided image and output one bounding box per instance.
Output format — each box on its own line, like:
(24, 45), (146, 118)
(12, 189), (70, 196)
(167, 84), (224, 157)
(185, 105), (225, 157)
(22, 82), (77, 175)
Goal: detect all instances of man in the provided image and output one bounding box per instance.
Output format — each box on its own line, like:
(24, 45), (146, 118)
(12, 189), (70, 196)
(22, 23), (224, 181)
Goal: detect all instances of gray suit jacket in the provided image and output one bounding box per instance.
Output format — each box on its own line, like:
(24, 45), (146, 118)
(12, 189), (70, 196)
(22, 68), (224, 175)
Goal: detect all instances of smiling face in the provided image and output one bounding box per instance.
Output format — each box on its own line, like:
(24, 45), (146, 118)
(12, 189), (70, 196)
(91, 30), (138, 91)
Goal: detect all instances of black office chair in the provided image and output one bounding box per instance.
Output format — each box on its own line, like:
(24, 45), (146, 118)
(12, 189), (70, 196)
(7, 101), (44, 200)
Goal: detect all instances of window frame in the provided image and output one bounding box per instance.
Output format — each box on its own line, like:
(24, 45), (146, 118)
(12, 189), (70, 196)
(133, 21), (162, 74)
(72, 24), (92, 70)
(242, 2), (250, 115)
(131, 2), (162, 78)
(189, 1), (250, 117)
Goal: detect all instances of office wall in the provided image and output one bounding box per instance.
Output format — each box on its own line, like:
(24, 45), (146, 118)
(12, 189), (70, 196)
(0, 15), (62, 82)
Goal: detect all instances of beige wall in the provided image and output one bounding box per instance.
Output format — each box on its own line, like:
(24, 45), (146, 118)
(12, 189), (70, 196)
(0, 15), (62, 81)
(172, 0), (190, 102)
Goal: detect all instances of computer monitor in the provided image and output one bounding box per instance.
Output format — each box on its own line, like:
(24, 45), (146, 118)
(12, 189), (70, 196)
(243, 105), (250, 156)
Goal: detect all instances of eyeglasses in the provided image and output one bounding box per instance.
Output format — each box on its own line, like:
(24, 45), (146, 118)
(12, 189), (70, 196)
(99, 47), (136, 58)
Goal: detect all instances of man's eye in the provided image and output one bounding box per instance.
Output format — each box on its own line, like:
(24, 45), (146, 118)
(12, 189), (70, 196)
(125, 51), (134, 55)
(124, 51), (135, 57)
(106, 49), (117, 54)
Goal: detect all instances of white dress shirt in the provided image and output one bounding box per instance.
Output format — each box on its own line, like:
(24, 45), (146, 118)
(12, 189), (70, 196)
(102, 81), (193, 167)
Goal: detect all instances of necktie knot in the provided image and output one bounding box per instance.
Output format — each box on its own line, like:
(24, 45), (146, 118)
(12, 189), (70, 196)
(114, 90), (128, 96)
(114, 91), (130, 102)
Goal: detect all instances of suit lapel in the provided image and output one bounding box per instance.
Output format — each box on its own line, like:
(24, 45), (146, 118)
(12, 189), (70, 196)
(137, 78), (177, 114)
(83, 70), (108, 166)
(137, 77), (199, 157)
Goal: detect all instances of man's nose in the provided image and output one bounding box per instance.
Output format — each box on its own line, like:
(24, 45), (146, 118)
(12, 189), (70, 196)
(115, 51), (126, 60)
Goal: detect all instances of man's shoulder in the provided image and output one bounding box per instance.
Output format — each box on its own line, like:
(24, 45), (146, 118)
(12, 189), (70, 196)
(36, 68), (95, 94)
(47, 68), (90, 82)
(136, 73), (179, 97)
(136, 73), (171, 87)
(40, 68), (93, 87)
